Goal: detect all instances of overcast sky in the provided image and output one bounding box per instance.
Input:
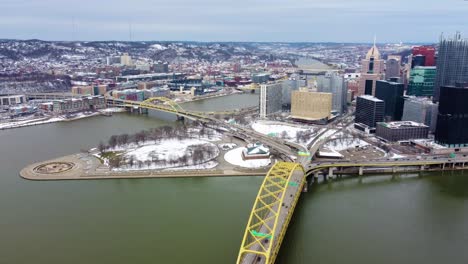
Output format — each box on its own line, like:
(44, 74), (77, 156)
(2, 0), (468, 42)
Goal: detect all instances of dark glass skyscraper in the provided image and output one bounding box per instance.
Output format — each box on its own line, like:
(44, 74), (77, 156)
(375, 80), (404, 121)
(355, 95), (385, 128)
(433, 33), (468, 102)
(435, 84), (468, 147)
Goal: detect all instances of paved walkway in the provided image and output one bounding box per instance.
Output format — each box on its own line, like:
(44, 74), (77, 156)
(20, 153), (268, 181)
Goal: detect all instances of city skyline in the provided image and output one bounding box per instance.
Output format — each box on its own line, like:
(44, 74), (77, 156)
(2, 0), (468, 42)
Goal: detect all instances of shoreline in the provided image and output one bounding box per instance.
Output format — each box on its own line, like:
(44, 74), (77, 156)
(0, 108), (125, 131)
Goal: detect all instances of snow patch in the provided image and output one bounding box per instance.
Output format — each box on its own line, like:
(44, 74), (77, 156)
(224, 147), (271, 168)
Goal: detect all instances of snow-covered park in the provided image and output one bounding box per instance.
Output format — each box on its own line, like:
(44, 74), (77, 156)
(113, 138), (220, 171)
(251, 120), (318, 145)
(323, 137), (370, 152)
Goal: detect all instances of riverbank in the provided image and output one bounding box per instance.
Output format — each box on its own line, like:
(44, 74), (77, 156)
(0, 109), (125, 130)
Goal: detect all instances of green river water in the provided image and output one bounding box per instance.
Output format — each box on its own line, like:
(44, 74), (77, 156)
(1, 93), (468, 264)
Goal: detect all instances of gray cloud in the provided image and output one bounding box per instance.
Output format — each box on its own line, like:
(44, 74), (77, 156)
(1, 0), (467, 42)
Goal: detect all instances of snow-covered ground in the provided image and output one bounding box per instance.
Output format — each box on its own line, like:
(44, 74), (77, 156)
(99, 108), (126, 113)
(163, 161), (219, 171)
(0, 116), (64, 129)
(389, 153), (407, 159)
(251, 120), (318, 146)
(112, 138), (220, 171)
(0, 111), (103, 130)
(252, 121), (309, 139)
(323, 137), (369, 152)
(224, 147), (271, 168)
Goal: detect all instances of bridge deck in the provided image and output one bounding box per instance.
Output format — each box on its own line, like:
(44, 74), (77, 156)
(237, 162), (305, 264)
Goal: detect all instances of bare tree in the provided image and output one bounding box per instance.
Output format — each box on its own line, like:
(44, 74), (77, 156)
(108, 135), (118, 149)
(98, 141), (106, 154)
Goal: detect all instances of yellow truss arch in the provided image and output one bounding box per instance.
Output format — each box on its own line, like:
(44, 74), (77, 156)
(237, 162), (305, 264)
(141, 97), (184, 112)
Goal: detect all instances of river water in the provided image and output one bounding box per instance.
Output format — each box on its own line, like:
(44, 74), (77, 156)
(1, 93), (468, 264)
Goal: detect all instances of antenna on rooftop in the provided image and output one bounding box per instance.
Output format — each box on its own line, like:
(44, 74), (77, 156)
(373, 35), (377, 46)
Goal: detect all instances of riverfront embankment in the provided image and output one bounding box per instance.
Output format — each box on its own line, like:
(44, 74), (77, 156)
(19, 153), (268, 180)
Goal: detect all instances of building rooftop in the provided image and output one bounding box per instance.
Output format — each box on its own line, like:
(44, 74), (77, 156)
(378, 121), (428, 129)
(358, 95), (383, 102)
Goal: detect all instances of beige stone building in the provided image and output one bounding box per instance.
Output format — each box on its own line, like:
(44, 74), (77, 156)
(358, 43), (384, 96)
(291, 91), (332, 121)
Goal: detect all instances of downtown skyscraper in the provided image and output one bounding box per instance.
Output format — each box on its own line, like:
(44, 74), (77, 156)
(433, 33), (468, 102)
(358, 42), (384, 96)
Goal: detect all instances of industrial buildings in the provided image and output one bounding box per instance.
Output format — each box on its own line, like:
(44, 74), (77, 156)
(375, 80), (404, 121)
(259, 83), (283, 118)
(435, 84), (468, 147)
(290, 91), (332, 122)
(402, 97), (438, 133)
(120, 53), (133, 66)
(354, 95), (384, 132)
(0, 94), (26, 107)
(433, 33), (468, 102)
(53, 96), (106, 114)
(376, 121), (429, 142)
(407, 66), (437, 96)
(358, 43), (384, 96)
(317, 71), (347, 114)
(71, 85), (107, 96)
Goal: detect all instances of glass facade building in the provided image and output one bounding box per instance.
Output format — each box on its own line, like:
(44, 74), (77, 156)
(433, 33), (468, 102)
(375, 80), (404, 121)
(407, 66), (437, 97)
(435, 84), (468, 147)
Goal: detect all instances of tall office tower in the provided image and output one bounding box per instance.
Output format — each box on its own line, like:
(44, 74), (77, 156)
(120, 53), (133, 66)
(259, 83), (283, 118)
(290, 91), (332, 122)
(354, 95), (385, 132)
(412, 46), (436, 67)
(358, 43), (384, 96)
(386, 56), (401, 80)
(281, 79), (300, 108)
(435, 84), (468, 147)
(433, 33), (468, 102)
(317, 71), (347, 114)
(402, 97), (438, 133)
(407, 66), (437, 96)
(375, 80), (404, 121)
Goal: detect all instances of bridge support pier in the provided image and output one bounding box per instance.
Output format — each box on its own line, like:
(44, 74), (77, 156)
(442, 163), (446, 170)
(392, 167), (397, 173)
(313, 172), (319, 183)
(420, 165), (425, 171)
(139, 108), (148, 114)
(328, 167), (336, 179)
(358, 167), (364, 176)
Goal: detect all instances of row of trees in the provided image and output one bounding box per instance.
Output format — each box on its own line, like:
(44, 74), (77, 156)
(295, 129), (316, 143)
(99, 123), (219, 152)
(108, 143), (218, 169)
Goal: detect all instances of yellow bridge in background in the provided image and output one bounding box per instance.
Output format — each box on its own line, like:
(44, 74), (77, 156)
(107, 96), (257, 118)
